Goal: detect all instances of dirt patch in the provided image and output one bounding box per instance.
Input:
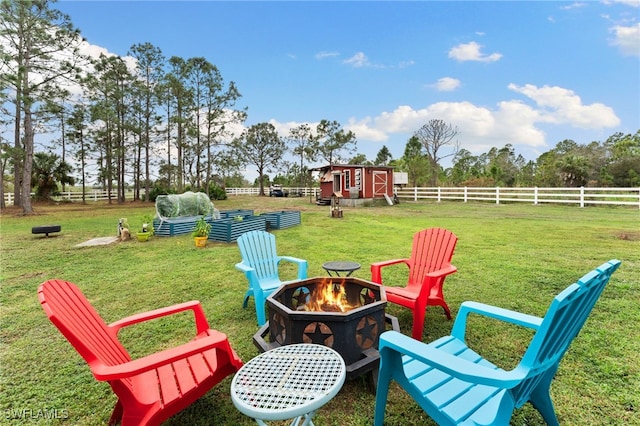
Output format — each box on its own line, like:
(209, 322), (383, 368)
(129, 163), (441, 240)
(616, 231), (640, 241)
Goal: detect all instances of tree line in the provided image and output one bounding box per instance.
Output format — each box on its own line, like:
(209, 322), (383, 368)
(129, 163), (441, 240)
(389, 127), (640, 188)
(1, 0), (249, 212)
(1, 1), (638, 215)
(0, 0), (363, 212)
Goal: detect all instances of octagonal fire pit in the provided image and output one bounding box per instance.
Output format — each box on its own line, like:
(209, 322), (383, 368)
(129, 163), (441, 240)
(253, 277), (399, 379)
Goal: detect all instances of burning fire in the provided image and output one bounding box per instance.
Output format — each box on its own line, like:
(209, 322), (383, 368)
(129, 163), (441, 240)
(303, 278), (359, 312)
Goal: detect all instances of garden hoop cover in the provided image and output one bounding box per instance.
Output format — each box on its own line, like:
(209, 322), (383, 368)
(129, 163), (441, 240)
(155, 191), (220, 221)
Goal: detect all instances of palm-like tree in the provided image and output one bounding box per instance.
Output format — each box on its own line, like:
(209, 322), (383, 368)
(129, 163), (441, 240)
(556, 154), (588, 187)
(32, 152), (75, 200)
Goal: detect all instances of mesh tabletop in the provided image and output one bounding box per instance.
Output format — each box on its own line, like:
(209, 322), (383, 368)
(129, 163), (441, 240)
(322, 261), (361, 277)
(231, 344), (346, 421)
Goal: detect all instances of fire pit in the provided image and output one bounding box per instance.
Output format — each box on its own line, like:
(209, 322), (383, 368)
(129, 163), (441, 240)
(253, 277), (399, 379)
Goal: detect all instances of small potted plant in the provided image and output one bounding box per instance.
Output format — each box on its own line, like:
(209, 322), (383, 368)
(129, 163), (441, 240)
(136, 214), (155, 242)
(192, 216), (211, 248)
(142, 214), (155, 236)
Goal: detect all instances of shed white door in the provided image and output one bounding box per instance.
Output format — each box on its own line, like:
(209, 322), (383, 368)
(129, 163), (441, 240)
(373, 171), (388, 197)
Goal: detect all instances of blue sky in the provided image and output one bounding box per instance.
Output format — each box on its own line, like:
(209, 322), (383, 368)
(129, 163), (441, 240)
(55, 0), (639, 177)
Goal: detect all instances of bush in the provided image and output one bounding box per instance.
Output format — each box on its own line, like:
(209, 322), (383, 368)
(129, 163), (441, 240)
(208, 183), (227, 200)
(149, 184), (175, 202)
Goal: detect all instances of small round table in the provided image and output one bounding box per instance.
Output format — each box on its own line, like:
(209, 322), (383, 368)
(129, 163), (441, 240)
(231, 344), (346, 425)
(322, 261), (361, 277)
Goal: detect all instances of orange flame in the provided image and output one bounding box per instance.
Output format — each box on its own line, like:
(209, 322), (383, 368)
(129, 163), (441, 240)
(303, 278), (359, 312)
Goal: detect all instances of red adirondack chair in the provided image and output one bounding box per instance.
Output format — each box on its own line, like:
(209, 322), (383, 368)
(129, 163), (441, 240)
(370, 228), (458, 340)
(38, 279), (243, 426)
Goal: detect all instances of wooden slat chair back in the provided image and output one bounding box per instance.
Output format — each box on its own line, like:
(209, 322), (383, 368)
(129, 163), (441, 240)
(509, 260), (619, 408)
(374, 259), (621, 426)
(236, 230), (308, 326)
(39, 279), (243, 426)
(238, 230), (281, 282)
(407, 227), (458, 300)
(371, 227), (458, 340)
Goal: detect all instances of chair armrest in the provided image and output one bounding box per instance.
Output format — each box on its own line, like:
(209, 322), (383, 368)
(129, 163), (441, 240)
(235, 261), (260, 285)
(380, 330), (526, 388)
(92, 330), (232, 380)
(451, 301), (543, 341)
(235, 262), (253, 274)
(370, 258), (410, 283)
(425, 263), (457, 279)
(109, 300), (211, 335)
(278, 256), (308, 280)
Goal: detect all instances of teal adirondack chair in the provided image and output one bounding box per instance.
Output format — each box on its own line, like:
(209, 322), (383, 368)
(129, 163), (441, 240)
(236, 230), (308, 326)
(374, 259), (621, 426)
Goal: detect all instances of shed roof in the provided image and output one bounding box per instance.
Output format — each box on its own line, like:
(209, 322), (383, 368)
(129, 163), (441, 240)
(310, 164), (394, 171)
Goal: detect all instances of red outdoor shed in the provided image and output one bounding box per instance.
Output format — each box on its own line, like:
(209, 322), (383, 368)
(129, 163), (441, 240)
(312, 164), (395, 206)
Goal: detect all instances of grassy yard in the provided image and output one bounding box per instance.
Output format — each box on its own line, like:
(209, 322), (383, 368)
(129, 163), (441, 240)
(1, 197), (638, 425)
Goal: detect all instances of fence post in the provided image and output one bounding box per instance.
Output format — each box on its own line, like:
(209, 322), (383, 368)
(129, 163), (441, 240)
(437, 187), (441, 203)
(580, 186), (585, 208)
(534, 187), (538, 205)
(413, 186), (417, 202)
(464, 186), (468, 203)
(496, 187), (500, 204)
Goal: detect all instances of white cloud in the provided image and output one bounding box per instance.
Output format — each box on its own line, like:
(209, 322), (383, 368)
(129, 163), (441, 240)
(343, 52), (370, 67)
(560, 2), (588, 10)
(610, 23), (640, 56)
(604, 0), (640, 7)
(428, 101), (496, 136)
(345, 117), (388, 142)
(448, 41), (502, 63)
(362, 100), (548, 153)
(508, 83), (621, 128)
(315, 51), (339, 60)
(268, 119), (318, 137)
(374, 105), (425, 134)
(398, 60), (415, 68)
(264, 84), (619, 157)
(492, 100), (546, 146)
(431, 77), (461, 92)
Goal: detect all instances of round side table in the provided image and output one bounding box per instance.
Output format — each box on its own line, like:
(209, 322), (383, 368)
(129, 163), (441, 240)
(231, 343), (346, 425)
(322, 261), (361, 277)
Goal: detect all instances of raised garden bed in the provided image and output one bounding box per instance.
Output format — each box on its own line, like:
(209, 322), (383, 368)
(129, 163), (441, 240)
(260, 210), (301, 230)
(218, 209), (254, 219)
(154, 216), (193, 236)
(208, 216), (266, 243)
(153, 216), (212, 237)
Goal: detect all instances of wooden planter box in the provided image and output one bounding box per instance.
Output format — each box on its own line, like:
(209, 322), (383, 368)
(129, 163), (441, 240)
(153, 216), (213, 237)
(260, 210), (301, 230)
(218, 209), (254, 219)
(208, 216), (266, 243)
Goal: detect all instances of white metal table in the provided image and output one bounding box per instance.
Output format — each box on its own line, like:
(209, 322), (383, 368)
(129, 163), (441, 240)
(230, 343), (346, 426)
(322, 261), (361, 277)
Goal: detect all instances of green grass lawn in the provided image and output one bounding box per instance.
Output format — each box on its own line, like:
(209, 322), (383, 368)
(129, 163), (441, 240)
(1, 197), (639, 425)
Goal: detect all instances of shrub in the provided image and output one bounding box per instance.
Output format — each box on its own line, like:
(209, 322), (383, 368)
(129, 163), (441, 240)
(208, 183), (227, 200)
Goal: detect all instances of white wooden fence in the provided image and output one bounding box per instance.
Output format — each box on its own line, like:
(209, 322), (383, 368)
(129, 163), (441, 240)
(224, 187), (320, 197)
(4, 186), (639, 208)
(3, 190), (136, 205)
(394, 186), (640, 208)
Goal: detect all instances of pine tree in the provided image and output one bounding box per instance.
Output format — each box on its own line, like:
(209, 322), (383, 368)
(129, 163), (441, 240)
(0, 0), (84, 213)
